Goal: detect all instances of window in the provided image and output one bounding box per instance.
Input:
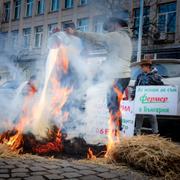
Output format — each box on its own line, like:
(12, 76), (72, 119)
(4, 2), (10, 22)
(158, 2), (176, 33)
(26, 0), (33, 17)
(77, 18), (89, 32)
(48, 23), (58, 36)
(34, 26), (43, 48)
(133, 6), (150, 36)
(14, 0), (21, 20)
(79, 0), (87, 6)
(51, 0), (59, 12)
(37, 0), (44, 15)
(23, 28), (31, 48)
(62, 21), (73, 30)
(11, 30), (19, 49)
(65, 0), (73, 9)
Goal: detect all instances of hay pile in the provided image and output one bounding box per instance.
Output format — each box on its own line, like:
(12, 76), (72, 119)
(107, 135), (180, 179)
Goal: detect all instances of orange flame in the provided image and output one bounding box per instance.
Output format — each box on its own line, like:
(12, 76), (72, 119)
(16, 83), (37, 133)
(87, 147), (96, 160)
(106, 84), (123, 156)
(2, 45), (72, 154)
(51, 77), (72, 117)
(32, 130), (63, 154)
(57, 46), (69, 74)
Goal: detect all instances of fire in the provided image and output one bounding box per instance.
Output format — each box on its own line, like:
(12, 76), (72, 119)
(57, 45), (69, 74)
(32, 129), (63, 154)
(51, 77), (72, 118)
(0, 44), (72, 155)
(7, 132), (21, 146)
(16, 84), (37, 133)
(106, 84), (123, 156)
(0, 127), (64, 154)
(87, 147), (96, 160)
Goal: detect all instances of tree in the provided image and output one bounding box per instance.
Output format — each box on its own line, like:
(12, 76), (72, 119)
(89, 0), (131, 20)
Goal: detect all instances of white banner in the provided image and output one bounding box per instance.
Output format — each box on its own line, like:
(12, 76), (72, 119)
(134, 86), (178, 115)
(84, 83), (135, 144)
(121, 101), (135, 137)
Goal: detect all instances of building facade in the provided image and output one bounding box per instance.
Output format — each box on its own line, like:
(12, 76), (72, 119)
(0, 0), (119, 80)
(1, 0), (179, 81)
(131, 0), (180, 61)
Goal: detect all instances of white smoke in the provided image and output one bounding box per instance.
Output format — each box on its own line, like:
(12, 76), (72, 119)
(0, 54), (25, 131)
(0, 29), (132, 144)
(44, 32), (115, 142)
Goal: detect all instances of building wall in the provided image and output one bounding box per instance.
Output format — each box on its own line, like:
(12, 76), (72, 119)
(0, 0), (131, 80)
(131, 0), (180, 60)
(0, 0), (100, 79)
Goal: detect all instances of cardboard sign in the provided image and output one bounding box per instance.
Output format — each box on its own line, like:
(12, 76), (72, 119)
(84, 83), (135, 144)
(121, 101), (135, 137)
(94, 101), (135, 140)
(134, 86), (178, 115)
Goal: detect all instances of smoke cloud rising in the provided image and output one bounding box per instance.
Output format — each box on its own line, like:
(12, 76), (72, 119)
(0, 27), (132, 144)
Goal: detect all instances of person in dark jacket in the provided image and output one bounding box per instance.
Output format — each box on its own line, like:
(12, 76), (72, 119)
(132, 59), (164, 135)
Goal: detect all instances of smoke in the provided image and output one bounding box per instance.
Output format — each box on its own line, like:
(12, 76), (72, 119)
(0, 52), (24, 132)
(0, 32), (38, 132)
(0, 24), (132, 144)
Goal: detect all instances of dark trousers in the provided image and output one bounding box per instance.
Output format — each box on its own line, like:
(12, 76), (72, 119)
(107, 78), (130, 130)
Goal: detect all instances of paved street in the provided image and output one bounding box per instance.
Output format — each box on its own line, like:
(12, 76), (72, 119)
(0, 154), (160, 180)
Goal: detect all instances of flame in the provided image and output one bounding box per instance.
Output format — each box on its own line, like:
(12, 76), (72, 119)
(15, 82), (37, 133)
(51, 77), (72, 117)
(87, 148), (96, 160)
(0, 45), (72, 155)
(6, 132), (24, 151)
(106, 84), (123, 156)
(32, 129), (63, 154)
(7, 132), (20, 146)
(57, 46), (69, 74)
(31, 49), (59, 135)
(4, 87), (35, 151)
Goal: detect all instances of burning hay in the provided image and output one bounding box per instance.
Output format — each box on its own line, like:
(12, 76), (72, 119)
(106, 135), (180, 179)
(0, 126), (64, 155)
(0, 126), (106, 158)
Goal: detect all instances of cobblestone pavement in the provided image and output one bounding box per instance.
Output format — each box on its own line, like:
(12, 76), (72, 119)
(0, 154), (161, 180)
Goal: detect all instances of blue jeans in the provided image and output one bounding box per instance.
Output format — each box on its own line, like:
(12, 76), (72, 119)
(135, 114), (159, 135)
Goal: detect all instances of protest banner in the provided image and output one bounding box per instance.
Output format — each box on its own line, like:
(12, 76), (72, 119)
(134, 86), (178, 115)
(121, 101), (135, 137)
(84, 83), (135, 144)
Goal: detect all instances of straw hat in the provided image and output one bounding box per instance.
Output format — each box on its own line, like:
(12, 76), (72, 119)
(140, 59), (152, 66)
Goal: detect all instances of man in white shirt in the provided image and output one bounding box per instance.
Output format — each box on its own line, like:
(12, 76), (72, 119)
(66, 17), (133, 133)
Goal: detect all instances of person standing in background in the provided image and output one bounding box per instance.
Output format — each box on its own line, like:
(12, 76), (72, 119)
(131, 59), (164, 135)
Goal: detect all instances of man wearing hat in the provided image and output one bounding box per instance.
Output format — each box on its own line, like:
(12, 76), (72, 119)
(131, 59), (164, 135)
